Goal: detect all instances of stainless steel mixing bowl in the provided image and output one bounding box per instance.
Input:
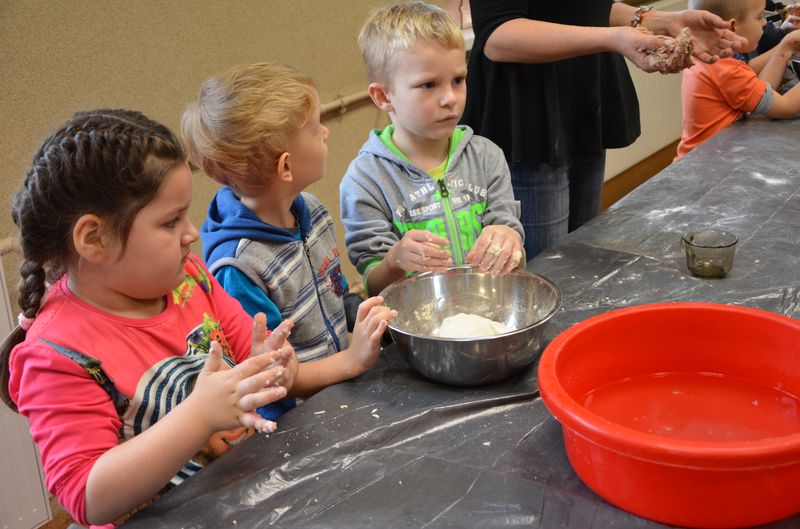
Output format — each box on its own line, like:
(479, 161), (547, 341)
(379, 266), (562, 386)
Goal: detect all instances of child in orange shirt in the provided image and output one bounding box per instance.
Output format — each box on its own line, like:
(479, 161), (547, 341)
(677, 0), (800, 159)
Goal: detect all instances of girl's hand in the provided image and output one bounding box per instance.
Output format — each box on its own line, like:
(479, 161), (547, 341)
(250, 314), (297, 390)
(345, 296), (397, 373)
(252, 314), (292, 359)
(386, 229), (451, 273)
(190, 341), (288, 435)
(467, 225), (523, 276)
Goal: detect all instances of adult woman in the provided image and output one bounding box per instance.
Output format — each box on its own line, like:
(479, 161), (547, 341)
(462, 2), (746, 257)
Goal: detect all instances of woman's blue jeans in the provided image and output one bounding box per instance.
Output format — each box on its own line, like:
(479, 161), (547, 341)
(510, 152), (606, 258)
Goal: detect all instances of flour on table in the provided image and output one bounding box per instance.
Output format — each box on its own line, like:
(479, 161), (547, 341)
(433, 313), (512, 338)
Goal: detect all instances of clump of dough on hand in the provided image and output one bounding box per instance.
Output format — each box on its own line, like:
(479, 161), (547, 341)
(637, 27), (694, 74)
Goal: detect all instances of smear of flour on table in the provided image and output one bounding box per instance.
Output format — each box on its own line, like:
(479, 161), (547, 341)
(644, 205), (689, 220)
(751, 172), (787, 186)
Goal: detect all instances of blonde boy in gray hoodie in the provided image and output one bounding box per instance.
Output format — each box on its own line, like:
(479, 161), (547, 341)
(340, 1), (524, 296)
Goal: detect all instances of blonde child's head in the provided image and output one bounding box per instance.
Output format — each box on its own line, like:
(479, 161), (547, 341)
(690, 0), (766, 52)
(11, 109), (186, 319)
(687, 0), (753, 21)
(358, 0), (464, 85)
(181, 63), (317, 197)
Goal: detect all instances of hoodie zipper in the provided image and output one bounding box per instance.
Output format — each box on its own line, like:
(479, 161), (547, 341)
(436, 178), (463, 264)
(303, 238), (341, 352)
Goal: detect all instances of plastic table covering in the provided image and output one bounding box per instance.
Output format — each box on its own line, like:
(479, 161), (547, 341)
(124, 118), (800, 528)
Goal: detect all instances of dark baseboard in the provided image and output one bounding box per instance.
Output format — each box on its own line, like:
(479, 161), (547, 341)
(601, 140), (679, 211)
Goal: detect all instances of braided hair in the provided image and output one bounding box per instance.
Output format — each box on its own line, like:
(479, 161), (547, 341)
(11, 109), (186, 319)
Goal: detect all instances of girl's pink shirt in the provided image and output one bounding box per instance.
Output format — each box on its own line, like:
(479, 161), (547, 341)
(8, 254), (252, 526)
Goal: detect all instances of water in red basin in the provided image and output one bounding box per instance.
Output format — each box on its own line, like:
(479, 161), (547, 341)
(583, 371), (800, 442)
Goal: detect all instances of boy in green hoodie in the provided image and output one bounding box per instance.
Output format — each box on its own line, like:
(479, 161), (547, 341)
(341, 1), (524, 296)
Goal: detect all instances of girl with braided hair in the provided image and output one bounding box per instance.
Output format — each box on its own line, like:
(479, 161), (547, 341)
(2, 109), (299, 527)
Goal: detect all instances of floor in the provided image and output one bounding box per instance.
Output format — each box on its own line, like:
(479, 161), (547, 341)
(601, 140), (678, 211)
(40, 496), (76, 529)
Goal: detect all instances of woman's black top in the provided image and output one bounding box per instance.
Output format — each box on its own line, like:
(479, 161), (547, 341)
(462, 0), (641, 164)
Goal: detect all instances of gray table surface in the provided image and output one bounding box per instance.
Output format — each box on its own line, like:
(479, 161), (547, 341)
(124, 118), (800, 528)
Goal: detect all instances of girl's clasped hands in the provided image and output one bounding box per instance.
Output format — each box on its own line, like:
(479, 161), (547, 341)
(188, 314), (298, 435)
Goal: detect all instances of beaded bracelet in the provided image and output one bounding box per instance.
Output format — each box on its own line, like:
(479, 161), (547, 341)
(630, 5), (653, 28)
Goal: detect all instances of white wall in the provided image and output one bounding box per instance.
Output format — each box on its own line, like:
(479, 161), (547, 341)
(604, 0), (689, 180)
(0, 258), (51, 529)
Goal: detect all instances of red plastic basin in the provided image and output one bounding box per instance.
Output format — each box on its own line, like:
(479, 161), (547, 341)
(538, 302), (800, 528)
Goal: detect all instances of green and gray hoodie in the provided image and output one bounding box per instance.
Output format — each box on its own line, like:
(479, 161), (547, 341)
(340, 125), (522, 286)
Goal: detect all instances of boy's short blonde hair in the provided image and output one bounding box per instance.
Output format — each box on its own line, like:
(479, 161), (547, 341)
(181, 62), (316, 197)
(358, 0), (464, 84)
(688, 0), (751, 21)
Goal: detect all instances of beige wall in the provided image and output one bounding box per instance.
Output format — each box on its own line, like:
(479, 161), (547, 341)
(0, 1), (437, 309)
